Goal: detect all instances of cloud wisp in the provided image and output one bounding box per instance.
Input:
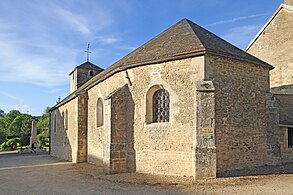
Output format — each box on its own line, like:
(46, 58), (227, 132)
(0, 104), (30, 113)
(206, 13), (269, 27)
(0, 1), (118, 89)
(57, 8), (92, 36)
(222, 25), (262, 49)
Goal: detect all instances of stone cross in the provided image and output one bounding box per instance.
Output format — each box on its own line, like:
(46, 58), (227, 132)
(30, 120), (37, 148)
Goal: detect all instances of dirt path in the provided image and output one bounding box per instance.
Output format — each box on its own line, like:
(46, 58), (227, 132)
(0, 152), (293, 194)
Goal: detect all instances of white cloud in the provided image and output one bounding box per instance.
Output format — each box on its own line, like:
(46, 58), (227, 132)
(94, 35), (120, 45)
(222, 25), (262, 49)
(0, 92), (20, 101)
(0, 33), (73, 87)
(0, 1), (120, 90)
(56, 8), (92, 36)
(115, 45), (137, 51)
(55, 5), (114, 38)
(0, 104), (30, 113)
(206, 13), (269, 27)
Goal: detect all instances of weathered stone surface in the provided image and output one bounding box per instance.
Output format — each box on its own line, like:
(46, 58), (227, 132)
(266, 93), (281, 165)
(50, 98), (77, 162)
(50, 13), (292, 179)
(194, 80), (216, 179)
(206, 54), (269, 174)
(247, 6), (293, 94)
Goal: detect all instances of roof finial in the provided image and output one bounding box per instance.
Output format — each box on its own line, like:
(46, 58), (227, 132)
(85, 43), (91, 62)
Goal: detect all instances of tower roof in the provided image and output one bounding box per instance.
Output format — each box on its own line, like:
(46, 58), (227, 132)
(69, 61), (103, 75)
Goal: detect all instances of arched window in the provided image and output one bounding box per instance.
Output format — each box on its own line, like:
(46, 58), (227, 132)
(89, 70), (94, 77)
(97, 98), (104, 127)
(153, 89), (170, 123)
(54, 114), (57, 133)
(65, 109), (68, 130)
(62, 111), (64, 129)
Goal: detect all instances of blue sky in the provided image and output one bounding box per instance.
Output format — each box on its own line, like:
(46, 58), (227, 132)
(0, 0), (283, 116)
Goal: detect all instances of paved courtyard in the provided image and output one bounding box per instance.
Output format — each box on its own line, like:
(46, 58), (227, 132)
(1, 152), (293, 194)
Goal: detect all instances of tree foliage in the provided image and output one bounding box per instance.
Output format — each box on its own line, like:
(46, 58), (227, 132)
(0, 107), (50, 148)
(36, 107), (50, 147)
(37, 107), (50, 133)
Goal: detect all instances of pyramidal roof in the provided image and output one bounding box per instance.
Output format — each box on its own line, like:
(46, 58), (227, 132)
(108, 18), (272, 71)
(69, 61), (104, 75)
(52, 18), (272, 110)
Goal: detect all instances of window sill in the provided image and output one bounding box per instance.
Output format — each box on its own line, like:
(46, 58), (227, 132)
(144, 122), (171, 128)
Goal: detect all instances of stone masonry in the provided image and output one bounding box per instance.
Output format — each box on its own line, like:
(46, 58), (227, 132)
(50, 18), (280, 179)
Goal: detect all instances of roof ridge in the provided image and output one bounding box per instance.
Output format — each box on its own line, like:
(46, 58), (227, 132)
(183, 19), (206, 50)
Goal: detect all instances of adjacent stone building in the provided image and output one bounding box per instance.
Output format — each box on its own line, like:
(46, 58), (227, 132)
(50, 1), (292, 179)
(247, 1), (293, 164)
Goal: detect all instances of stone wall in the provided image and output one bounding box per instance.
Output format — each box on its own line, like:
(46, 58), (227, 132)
(86, 56), (205, 177)
(194, 80), (216, 179)
(275, 94), (293, 125)
(247, 7), (293, 94)
(52, 53), (271, 178)
(206, 54), (270, 175)
(280, 126), (293, 163)
(275, 94), (293, 163)
(107, 85), (135, 173)
(87, 69), (126, 167)
(266, 93), (281, 165)
(77, 92), (88, 162)
(50, 98), (78, 162)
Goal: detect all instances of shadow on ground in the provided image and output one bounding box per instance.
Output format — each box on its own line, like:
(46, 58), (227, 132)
(220, 163), (293, 178)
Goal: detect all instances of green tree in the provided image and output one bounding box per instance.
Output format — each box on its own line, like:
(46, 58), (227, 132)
(2, 110), (22, 136)
(0, 109), (5, 119)
(7, 113), (32, 146)
(0, 109), (7, 144)
(37, 107), (50, 147)
(0, 109), (6, 144)
(37, 107), (50, 132)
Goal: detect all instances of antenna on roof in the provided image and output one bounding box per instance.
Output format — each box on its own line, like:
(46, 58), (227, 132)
(85, 43), (91, 62)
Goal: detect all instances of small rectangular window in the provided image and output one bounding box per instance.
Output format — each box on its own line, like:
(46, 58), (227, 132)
(288, 127), (293, 148)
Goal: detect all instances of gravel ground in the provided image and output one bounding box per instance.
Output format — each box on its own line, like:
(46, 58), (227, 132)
(1, 152), (293, 195)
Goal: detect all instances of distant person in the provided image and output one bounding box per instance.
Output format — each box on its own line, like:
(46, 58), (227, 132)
(31, 143), (36, 153)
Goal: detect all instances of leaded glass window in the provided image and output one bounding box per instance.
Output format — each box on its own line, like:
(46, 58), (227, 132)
(153, 89), (170, 123)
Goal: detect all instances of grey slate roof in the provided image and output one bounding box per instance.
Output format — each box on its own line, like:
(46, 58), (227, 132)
(51, 18), (273, 110)
(69, 61), (104, 75)
(105, 18), (272, 73)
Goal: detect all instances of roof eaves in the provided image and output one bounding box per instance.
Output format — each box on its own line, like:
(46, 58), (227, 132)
(206, 49), (274, 70)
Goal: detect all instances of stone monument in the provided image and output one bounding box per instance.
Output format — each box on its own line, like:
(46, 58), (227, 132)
(30, 120), (37, 148)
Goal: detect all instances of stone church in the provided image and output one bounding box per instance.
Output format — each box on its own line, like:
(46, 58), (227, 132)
(50, 1), (293, 179)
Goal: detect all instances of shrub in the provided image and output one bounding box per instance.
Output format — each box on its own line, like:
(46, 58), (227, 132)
(0, 138), (20, 150)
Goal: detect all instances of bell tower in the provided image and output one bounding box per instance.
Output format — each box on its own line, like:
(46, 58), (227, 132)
(69, 62), (104, 93)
